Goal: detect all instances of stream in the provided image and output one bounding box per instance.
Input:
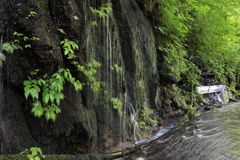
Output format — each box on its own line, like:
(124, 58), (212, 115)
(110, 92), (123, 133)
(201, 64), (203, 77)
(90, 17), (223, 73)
(113, 117), (181, 160)
(125, 102), (240, 160)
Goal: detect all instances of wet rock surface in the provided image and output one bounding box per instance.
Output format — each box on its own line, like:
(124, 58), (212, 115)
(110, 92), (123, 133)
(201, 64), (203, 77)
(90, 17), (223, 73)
(126, 102), (240, 160)
(0, 0), (174, 154)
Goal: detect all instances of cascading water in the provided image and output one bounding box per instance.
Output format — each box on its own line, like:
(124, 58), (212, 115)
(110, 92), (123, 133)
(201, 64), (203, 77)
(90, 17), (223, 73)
(83, 0), (128, 152)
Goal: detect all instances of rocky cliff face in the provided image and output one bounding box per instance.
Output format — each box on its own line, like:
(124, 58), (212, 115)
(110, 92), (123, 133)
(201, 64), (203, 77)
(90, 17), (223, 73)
(0, 0), (181, 154)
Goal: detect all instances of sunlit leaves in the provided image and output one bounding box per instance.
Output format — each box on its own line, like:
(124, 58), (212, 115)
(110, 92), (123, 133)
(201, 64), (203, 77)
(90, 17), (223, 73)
(60, 39), (78, 59)
(0, 52), (6, 67)
(26, 11), (37, 19)
(23, 68), (74, 121)
(23, 36), (102, 121)
(23, 59), (101, 121)
(57, 28), (65, 34)
(89, 3), (112, 18)
(31, 101), (44, 117)
(20, 147), (45, 160)
(0, 32), (39, 67)
(187, 0), (240, 80)
(111, 97), (123, 116)
(72, 59), (102, 92)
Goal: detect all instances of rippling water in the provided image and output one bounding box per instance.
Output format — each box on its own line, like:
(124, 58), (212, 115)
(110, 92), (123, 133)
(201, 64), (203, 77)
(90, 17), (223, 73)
(126, 102), (240, 160)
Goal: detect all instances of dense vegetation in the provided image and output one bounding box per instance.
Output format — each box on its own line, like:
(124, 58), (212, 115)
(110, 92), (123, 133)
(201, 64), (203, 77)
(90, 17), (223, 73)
(141, 0), (240, 122)
(143, 0), (240, 87)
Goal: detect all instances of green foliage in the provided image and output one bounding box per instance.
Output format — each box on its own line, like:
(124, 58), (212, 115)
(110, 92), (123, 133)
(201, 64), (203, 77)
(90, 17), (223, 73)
(176, 102), (197, 126)
(57, 28), (65, 34)
(24, 38), (102, 121)
(172, 84), (200, 126)
(185, 0), (240, 82)
(152, 0), (193, 81)
(180, 59), (201, 87)
(177, 114), (189, 126)
(139, 107), (158, 130)
(110, 64), (122, 73)
(111, 97), (123, 116)
(0, 32), (39, 67)
(24, 68), (81, 121)
(60, 39), (79, 59)
(90, 21), (98, 26)
(89, 3), (112, 18)
(72, 59), (102, 92)
(24, 59), (102, 121)
(146, 0), (240, 89)
(20, 147), (45, 160)
(26, 11), (37, 19)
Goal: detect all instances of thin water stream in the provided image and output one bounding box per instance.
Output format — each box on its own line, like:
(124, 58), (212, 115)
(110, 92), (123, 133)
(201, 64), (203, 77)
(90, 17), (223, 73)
(113, 117), (181, 160)
(126, 102), (240, 160)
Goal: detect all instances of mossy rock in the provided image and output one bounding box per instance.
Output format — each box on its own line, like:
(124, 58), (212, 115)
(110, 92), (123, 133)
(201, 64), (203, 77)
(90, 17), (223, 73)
(0, 154), (103, 160)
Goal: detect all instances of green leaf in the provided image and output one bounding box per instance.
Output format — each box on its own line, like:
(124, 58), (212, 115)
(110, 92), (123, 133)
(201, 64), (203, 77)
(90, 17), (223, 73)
(64, 49), (69, 55)
(23, 36), (28, 41)
(24, 90), (30, 99)
(49, 91), (55, 103)
(55, 106), (61, 114)
(32, 79), (37, 84)
(33, 100), (41, 107)
(45, 110), (51, 121)
(31, 105), (44, 117)
(0, 52), (6, 61)
(55, 93), (60, 105)
(58, 28), (65, 34)
(60, 93), (64, 99)
(43, 93), (50, 104)
(37, 79), (43, 86)
(50, 111), (57, 121)
(25, 44), (31, 48)
(33, 84), (41, 92)
(35, 157), (41, 160)
(23, 80), (32, 86)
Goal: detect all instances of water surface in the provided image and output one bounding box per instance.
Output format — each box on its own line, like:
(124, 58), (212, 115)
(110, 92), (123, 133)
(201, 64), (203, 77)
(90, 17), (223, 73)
(126, 102), (240, 160)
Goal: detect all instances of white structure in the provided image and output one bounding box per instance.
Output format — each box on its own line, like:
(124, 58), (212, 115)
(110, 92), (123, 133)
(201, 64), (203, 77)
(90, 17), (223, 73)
(196, 85), (225, 94)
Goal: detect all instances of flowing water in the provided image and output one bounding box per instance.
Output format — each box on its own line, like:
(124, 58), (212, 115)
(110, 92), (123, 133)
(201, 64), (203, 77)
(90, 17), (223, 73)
(113, 117), (180, 160)
(126, 102), (240, 160)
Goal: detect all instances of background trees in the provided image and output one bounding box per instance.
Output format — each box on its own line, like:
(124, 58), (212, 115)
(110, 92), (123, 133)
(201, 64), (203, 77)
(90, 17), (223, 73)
(144, 0), (240, 88)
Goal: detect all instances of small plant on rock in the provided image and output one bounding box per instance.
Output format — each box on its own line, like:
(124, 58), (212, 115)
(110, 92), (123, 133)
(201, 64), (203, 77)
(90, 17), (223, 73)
(20, 147), (45, 160)
(139, 107), (158, 130)
(111, 97), (123, 116)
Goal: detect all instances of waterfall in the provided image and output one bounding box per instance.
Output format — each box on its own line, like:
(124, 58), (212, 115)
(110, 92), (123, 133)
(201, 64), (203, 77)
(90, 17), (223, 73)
(130, 103), (140, 142)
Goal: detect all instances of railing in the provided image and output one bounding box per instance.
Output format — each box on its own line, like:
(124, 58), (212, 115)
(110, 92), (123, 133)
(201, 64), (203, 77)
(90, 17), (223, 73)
(196, 85), (225, 94)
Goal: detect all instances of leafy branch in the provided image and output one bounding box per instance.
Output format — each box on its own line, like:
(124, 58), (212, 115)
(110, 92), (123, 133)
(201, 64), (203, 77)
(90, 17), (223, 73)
(20, 147), (45, 160)
(111, 97), (123, 116)
(89, 3), (112, 18)
(0, 31), (39, 67)
(24, 38), (102, 121)
(24, 68), (82, 121)
(60, 39), (79, 59)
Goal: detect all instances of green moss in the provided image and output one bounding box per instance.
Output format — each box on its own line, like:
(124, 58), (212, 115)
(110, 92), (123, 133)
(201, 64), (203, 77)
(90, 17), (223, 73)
(78, 105), (97, 141)
(0, 154), (103, 160)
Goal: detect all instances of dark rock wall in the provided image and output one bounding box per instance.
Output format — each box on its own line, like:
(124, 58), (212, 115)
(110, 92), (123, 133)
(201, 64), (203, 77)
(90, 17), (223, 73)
(0, 0), (179, 154)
